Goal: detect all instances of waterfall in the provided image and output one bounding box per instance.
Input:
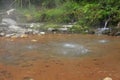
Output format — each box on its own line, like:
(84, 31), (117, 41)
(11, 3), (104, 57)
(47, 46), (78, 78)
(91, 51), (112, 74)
(104, 20), (108, 28)
(95, 18), (110, 35)
(6, 9), (15, 15)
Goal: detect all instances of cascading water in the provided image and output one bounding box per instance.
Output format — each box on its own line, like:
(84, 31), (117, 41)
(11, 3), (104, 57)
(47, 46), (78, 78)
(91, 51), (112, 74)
(95, 18), (110, 35)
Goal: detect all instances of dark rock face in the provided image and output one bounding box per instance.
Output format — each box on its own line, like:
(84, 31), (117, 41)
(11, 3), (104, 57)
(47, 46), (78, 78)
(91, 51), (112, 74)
(109, 22), (120, 36)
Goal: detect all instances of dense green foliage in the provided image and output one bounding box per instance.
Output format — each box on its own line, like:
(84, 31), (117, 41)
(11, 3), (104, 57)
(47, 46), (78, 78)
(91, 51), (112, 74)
(0, 0), (120, 31)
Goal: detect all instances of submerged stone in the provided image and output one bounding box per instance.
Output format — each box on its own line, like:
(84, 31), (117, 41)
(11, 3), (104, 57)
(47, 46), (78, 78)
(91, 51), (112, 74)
(20, 34), (28, 38)
(103, 77), (112, 80)
(31, 39), (37, 42)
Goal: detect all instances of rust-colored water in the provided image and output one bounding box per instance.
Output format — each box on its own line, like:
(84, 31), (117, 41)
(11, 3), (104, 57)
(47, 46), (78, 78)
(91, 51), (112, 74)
(0, 34), (120, 80)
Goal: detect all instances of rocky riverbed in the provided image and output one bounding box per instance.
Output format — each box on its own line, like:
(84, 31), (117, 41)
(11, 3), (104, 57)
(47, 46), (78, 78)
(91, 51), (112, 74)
(0, 34), (120, 80)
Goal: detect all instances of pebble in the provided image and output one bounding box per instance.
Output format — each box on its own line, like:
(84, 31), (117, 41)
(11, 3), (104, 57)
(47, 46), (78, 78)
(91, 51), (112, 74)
(103, 77), (112, 80)
(29, 78), (34, 80)
(31, 39), (37, 42)
(11, 35), (18, 38)
(5, 34), (14, 38)
(20, 34), (28, 38)
(0, 33), (5, 37)
(39, 32), (45, 35)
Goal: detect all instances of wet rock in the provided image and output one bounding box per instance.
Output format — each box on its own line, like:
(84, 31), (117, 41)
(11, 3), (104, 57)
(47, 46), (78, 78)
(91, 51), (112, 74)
(103, 77), (112, 80)
(0, 9), (44, 37)
(5, 33), (15, 38)
(47, 25), (72, 33)
(0, 15), (44, 37)
(109, 22), (120, 36)
(114, 31), (120, 36)
(11, 35), (18, 38)
(58, 27), (68, 33)
(0, 32), (5, 37)
(88, 30), (95, 34)
(62, 24), (73, 28)
(39, 31), (45, 35)
(33, 30), (40, 34)
(48, 28), (55, 32)
(25, 28), (33, 33)
(95, 28), (110, 35)
(20, 34), (28, 38)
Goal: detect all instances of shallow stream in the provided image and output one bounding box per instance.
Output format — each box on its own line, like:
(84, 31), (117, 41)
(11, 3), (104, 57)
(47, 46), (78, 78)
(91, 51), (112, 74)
(0, 34), (120, 65)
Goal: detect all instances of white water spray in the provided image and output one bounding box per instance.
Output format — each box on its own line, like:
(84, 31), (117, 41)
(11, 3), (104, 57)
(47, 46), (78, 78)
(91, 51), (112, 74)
(6, 9), (15, 15)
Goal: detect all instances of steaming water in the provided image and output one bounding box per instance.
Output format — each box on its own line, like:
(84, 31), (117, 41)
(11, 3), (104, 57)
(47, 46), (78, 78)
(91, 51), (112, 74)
(98, 39), (109, 43)
(49, 42), (89, 56)
(2, 18), (17, 25)
(0, 41), (89, 57)
(0, 34), (120, 65)
(64, 43), (75, 48)
(0, 41), (90, 64)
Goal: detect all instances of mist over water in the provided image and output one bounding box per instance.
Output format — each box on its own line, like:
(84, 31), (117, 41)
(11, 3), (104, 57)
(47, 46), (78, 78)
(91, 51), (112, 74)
(49, 42), (89, 56)
(98, 39), (109, 43)
(0, 33), (120, 65)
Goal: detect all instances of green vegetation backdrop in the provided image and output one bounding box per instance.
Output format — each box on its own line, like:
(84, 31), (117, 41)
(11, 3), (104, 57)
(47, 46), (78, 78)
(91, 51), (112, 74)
(0, 0), (120, 32)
